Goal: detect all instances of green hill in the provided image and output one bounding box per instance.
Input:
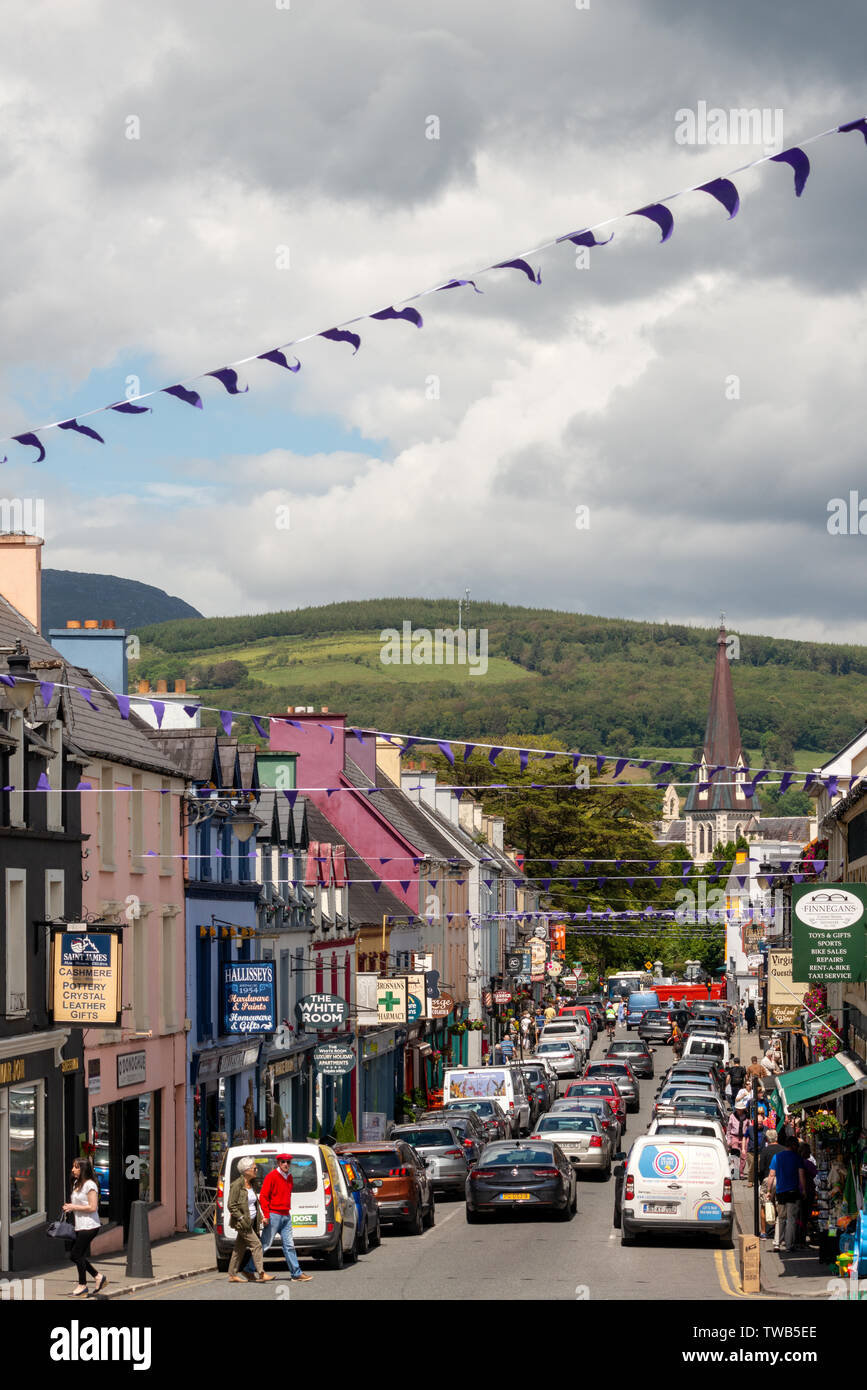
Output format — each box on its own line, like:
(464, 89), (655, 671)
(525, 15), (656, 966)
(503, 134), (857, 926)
(134, 599), (866, 757)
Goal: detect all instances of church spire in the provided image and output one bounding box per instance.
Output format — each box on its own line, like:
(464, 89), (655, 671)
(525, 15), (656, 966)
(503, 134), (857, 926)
(684, 620), (760, 815)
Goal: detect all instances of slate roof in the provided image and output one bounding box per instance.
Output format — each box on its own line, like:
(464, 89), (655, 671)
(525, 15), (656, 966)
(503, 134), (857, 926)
(683, 626), (761, 816)
(744, 815), (813, 842)
(342, 757), (468, 863)
(0, 595), (183, 777)
(658, 819), (687, 842)
(148, 728), (220, 782)
(305, 800), (408, 924)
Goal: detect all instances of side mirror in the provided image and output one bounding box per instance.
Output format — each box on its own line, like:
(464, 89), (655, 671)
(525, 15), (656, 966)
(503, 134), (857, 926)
(614, 1163), (625, 1177)
(369, 1179), (383, 1190)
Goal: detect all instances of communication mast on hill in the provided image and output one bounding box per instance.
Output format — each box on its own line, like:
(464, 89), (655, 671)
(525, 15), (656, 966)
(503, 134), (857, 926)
(457, 588), (470, 632)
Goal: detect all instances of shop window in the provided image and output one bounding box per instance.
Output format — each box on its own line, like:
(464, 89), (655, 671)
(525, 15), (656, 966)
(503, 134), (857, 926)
(10, 1082), (43, 1225)
(5, 868), (27, 1016)
(197, 934), (213, 1040)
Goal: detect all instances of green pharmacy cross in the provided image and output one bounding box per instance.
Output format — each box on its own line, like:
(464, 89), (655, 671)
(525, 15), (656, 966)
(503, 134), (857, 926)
(379, 989), (401, 1012)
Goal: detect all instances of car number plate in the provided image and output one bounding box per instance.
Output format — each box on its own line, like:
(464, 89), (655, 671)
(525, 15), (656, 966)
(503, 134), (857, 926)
(643, 1202), (679, 1214)
(500, 1192), (531, 1201)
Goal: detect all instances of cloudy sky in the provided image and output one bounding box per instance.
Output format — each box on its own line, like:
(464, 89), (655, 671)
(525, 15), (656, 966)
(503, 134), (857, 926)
(1, 0), (866, 641)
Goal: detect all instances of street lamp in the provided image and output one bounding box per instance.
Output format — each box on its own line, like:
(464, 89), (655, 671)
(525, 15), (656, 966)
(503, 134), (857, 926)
(756, 860), (774, 893)
(183, 789), (264, 842)
(2, 641), (38, 712)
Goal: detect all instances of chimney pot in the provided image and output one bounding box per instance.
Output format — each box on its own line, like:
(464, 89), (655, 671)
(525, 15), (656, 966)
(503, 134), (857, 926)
(175, 678), (187, 694)
(66, 620), (81, 629)
(156, 678), (168, 694)
(84, 620), (99, 629)
(306, 705), (314, 713)
(321, 706), (329, 713)
(138, 679), (150, 694)
(100, 619), (116, 629)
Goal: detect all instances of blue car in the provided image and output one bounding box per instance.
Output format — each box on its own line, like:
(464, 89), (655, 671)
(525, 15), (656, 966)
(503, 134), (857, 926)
(626, 991), (660, 1030)
(338, 1156), (383, 1256)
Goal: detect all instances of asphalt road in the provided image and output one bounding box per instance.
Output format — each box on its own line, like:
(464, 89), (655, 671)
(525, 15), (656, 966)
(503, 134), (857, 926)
(127, 1027), (758, 1303)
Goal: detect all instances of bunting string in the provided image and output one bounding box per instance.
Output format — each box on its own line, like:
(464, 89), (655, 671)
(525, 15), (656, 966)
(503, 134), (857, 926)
(3, 115), (865, 462)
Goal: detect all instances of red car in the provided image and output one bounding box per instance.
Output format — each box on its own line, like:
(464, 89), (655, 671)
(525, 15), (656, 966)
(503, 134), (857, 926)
(563, 1079), (627, 1133)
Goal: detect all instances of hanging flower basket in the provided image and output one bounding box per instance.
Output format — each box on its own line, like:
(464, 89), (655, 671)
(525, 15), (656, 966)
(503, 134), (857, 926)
(806, 1109), (844, 1139)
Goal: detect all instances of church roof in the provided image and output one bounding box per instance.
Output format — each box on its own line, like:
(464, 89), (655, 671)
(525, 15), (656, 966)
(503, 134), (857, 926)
(744, 815), (813, 843)
(683, 625), (761, 816)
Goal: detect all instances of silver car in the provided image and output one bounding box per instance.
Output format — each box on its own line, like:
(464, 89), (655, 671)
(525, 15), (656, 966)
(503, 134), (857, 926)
(530, 1112), (612, 1178)
(582, 1061), (639, 1113)
(534, 1038), (584, 1079)
(390, 1124), (469, 1196)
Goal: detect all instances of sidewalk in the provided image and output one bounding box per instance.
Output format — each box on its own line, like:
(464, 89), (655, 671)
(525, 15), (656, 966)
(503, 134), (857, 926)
(732, 1179), (833, 1299)
(8, 1231), (215, 1301)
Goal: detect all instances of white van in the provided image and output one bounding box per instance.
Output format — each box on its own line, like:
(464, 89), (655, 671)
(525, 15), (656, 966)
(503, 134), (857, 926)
(683, 1034), (730, 1066)
(442, 1067), (531, 1138)
(618, 1133), (732, 1245)
(214, 1141), (358, 1272)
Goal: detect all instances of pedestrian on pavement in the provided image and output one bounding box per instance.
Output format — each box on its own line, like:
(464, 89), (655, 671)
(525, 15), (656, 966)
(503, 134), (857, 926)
(768, 1134), (806, 1253)
(227, 1157), (274, 1284)
(726, 1104), (749, 1179)
(544, 1002), (556, 1023)
(63, 1158), (105, 1297)
(758, 1127), (782, 1240)
(746, 1055), (763, 1087)
(741, 1110), (766, 1184)
(744, 999), (757, 1033)
(760, 1048), (780, 1095)
(617, 998), (627, 1027)
(257, 1155), (313, 1284)
(726, 1057), (747, 1109)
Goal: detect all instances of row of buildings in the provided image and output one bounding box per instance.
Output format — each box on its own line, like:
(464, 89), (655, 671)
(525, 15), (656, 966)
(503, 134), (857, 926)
(0, 535), (536, 1272)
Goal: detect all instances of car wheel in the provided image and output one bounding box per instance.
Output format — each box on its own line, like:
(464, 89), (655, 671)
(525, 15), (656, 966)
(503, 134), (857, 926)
(357, 1220), (370, 1256)
(558, 1195), (575, 1221)
(370, 1215), (382, 1248)
(216, 1254), (230, 1273)
(571, 1186), (578, 1214)
(345, 1230), (358, 1264)
(620, 1217), (636, 1246)
(424, 1195), (436, 1229)
(600, 1161), (611, 1181)
(326, 1236), (345, 1270)
(466, 1207), (483, 1224)
(409, 1204), (424, 1236)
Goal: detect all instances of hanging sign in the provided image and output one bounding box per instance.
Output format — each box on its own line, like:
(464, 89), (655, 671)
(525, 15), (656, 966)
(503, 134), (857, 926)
(222, 962), (276, 1034)
(766, 949), (810, 1029)
(430, 991), (454, 1020)
(792, 884), (867, 983)
(377, 976), (407, 1023)
(506, 953), (523, 974)
(493, 990), (512, 1004)
(314, 1043), (356, 1076)
(50, 928), (122, 1027)
(406, 973), (426, 1022)
(296, 993), (348, 1029)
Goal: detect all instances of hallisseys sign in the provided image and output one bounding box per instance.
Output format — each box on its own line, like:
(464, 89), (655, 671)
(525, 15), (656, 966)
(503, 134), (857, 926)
(792, 885), (867, 983)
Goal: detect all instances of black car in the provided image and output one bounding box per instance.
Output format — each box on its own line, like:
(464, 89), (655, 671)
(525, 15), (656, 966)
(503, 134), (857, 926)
(419, 1109), (486, 1166)
(466, 1141), (577, 1222)
(605, 1041), (655, 1079)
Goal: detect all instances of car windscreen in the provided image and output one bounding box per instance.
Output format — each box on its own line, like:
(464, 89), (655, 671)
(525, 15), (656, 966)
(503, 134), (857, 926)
(537, 1116), (595, 1133)
(537, 1042), (571, 1053)
(586, 1064), (631, 1077)
(446, 1101), (495, 1116)
(392, 1129), (454, 1148)
(687, 1041), (725, 1057)
(608, 1043), (647, 1053)
(568, 1083), (616, 1096)
(483, 1147), (557, 1166)
(641, 1011), (672, 1022)
(229, 1153), (319, 1192)
(572, 1099), (608, 1113)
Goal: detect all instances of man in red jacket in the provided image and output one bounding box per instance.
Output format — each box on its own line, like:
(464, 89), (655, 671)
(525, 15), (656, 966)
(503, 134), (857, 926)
(259, 1155), (313, 1283)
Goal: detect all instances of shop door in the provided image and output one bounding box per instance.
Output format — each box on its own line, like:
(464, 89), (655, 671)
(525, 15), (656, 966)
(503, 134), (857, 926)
(120, 1097), (142, 1240)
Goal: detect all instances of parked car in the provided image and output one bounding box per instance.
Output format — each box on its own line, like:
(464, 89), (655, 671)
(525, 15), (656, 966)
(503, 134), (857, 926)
(214, 1142), (358, 1272)
(335, 1141), (435, 1234)
(555, 1005), (597, 1040)
(389, 1123), (469, 1198)
(653, 1094), (729, 1126)
(563, 1079), (627, 1133)
(615, 1133), (733, 1246)
(534, 1037), (584, 1080)
(682, 1035), (730, 1067)
(531, 1112), (612, 1178)
(442, 1099), (511, 1143)
(637, 1009), (676, 1044)
(583, 1059), (640, 1113)
(337, 1155), (383, 1256)
(418, 1109), (486, 1166)
(662, 1060), (727, 1095)
(466, 1141), (577, 1222)
(604, 1040), (655, 1079)
(513, 1061), (557, 1115)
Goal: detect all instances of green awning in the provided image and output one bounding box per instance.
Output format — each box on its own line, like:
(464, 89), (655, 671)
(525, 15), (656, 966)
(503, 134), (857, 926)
(775, 1050), (867, 1112)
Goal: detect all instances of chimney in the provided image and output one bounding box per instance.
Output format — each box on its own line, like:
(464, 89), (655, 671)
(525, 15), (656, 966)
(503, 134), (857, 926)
(0, 534), (44, 631)
(375, 736), (401, 785)
(99, 619), (116, 629)
(84, 619), (99, 629)
(175, 678), (187, 695)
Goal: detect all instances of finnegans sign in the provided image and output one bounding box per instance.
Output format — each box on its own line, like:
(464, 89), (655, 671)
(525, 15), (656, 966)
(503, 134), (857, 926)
(296, 993), (348, 1029)
(222, 962), (276, 1034)
(49, 929), (123, 1027)
(792, 884), (867, 983)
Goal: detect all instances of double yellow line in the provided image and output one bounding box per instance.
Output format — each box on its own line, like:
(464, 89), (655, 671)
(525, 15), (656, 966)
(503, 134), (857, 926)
(714, 1247), (763, 1299)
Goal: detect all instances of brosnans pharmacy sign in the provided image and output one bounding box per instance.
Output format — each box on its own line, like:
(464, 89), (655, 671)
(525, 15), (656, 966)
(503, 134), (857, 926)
(792, 884), (867, 983)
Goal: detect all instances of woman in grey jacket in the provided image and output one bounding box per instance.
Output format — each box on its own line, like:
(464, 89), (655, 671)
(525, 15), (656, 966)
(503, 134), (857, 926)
(227, 1157), (275, 1284)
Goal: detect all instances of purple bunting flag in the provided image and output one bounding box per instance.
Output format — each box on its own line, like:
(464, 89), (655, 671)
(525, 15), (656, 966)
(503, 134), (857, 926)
(437, 278), (483, 293)
(463, 743), (476, 762)
(208, 368), (248, 395)
(258, 349), (301, 372)
(250, 716), (268, 739)
(320, 327), (361, 354)
(770, 147), (810, 197)
(163, 384), (203, 409)
(697, 177), (740, 219)
(596, 755), (607, 774)
(839, 118), (867, 143)
(372, 881), (381, 893)
(824, 776), (839, 798)
(36, 771), (50, 791)
(77, 780), (92, 791)
(626, 877), (635, 888)
(399, 881), (410, 893)
(629, 203), (674, 242)
(282, 790), (299, 808)
(519, 750), (530, 772)
(219, 710), (233, 737)
(150, 700), (165, 728)
(437, 741), (455, 767)
(39, 681), (55, 706)
(116, 695), (130, 720)
(110, 400), (151, 414)
(77, 687), (99, 711)
(488, 747), (503, 765)
(494, 258), (541, 284)
(11, 433), (47, 463)
(569, 879), (580, 890)
(183, 705), (200, 720)
(540, 879), (551, 892)
(58, 418), (105, 444)
(613, 758), (630, 778)
(370, 306), (423, 329)
(558, 229), (614, 248)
